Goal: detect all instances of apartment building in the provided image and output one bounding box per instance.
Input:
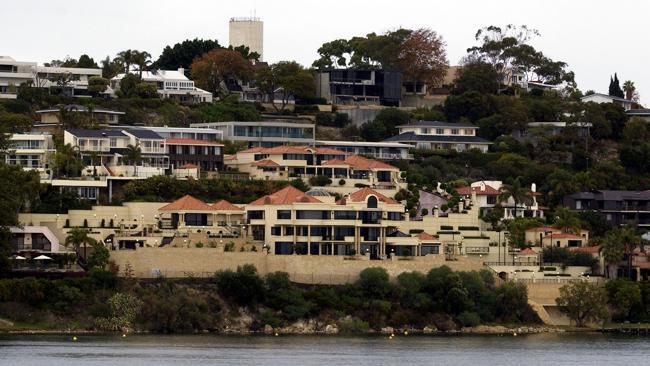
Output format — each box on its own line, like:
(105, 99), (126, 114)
(456, 180), (544, 219)
(0, 56), (103, 98)
(5, 133), (56, 177)
(246, 186), (439, 258)
(225, 145), (407, 195)
(563, 190), (650, 228)
(315, 69), (402, 106)
(384, 120), (491, 153)
(314, 140), (413, 160)
(191, 120), (315, 147)
(9, 226), (62, 257)
(36, 104), (125, 125)
(110, 68), (212, 103)
(165, 138), (223, 171)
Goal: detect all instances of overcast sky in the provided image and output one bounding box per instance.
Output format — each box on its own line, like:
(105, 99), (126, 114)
(4, 0), (648, 103)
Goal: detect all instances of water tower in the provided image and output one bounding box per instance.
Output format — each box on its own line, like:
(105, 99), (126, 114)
(229, 16), (263, 61)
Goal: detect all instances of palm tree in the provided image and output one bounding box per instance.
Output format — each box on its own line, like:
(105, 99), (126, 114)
(622, 80), (635, 101)
(65, 227), (97, 261)
(553, 206), (582, 234)
(116, 49), (135, 74)
(133, 51), (152, 78)
(54, 143), (83, 178)
(601, 226), (640, 278)
(498, 178), (533, 219)
(88, 151), (100, 177)
(124, 144), (142, 177)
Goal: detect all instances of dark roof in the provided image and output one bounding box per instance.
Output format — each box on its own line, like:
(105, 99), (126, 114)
(125, 129), (162, 139)
(384, 132), (491, 144)
(397, 120), (478, 128)
(626, 109), (650, 115)
(387, 230), (410, 237)
(109, 147), (129, 155)
(568, 190), (650, 201)
(66, 129), (126, 138)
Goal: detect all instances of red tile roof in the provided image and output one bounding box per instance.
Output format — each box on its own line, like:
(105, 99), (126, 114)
(212, 199), (244, 211)
(417, 232), (439, 241)
(249, 186), (323, 205)
(178, 163), (198, 169)
(159, 195), (215, 211)
(549, 233), (584, 239)
(456, 185), (501, 196)
(321, 159), (348, 166)
(239, 147), (266, 154)
(569, 245), (601, 254)
(526, 226), (558, 233)
(344, 155), (398, 170)
(251, 159), (279, 167)
(165, 138), (223, 146)
(338, 187), (398, 205)
(239, 145), (348, 155)
(518, 248), (537, 255)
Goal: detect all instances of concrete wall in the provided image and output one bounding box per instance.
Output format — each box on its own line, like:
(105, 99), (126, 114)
(109, 248), (485, 284)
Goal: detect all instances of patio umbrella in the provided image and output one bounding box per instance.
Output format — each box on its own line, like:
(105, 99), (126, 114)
(34, 255), (52, 260)
(12, 255), (26, 260)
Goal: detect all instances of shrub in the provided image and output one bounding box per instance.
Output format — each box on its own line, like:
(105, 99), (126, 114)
(339, 179), (346, 186)
(421, 208), (429, 216)
(309, 175), (332, 187)
(87, 242), (110, 269)
(337, 318), (369, 333)
(83, 219), (88, 228)
(100, 219), (105, 228)
(354, 183), (369, 188)
(358, 267), (392, 299)
(195, 242), (204, 248)
(214, 264), (265, 306)
(224, 241), (235, 252)
(457, 311), (481, 327)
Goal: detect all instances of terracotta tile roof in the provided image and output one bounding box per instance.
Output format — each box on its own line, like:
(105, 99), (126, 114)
(417, 232), (439, 241)
(456, 185), (501, 196)
(165, 138), (223, 146)
(518, 248), (537, 255)
(343, 155), (398, 170)
(212, 199), (244, 211)
(251, 159), (280, 167)
(239, 147), (266, 154)
(224, 154), (236, 161)
(548, 233), (584, 239)
(321, 159), (349, 166)
(159, 195), (215, 211)
(339, 187), (398, 205)
(238, 145), (348, 155)
(178, 163), (199, 169)
(526, 226), (558, 233)
(569, 245), (601, 254)
(249, 186), (323, 205)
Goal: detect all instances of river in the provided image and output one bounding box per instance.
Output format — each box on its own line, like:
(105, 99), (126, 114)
(0, 333), (646, 365)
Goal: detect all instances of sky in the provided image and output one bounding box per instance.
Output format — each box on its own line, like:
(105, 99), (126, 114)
(4, 0), (649, 104)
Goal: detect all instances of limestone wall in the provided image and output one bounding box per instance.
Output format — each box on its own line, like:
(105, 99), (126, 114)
(109, 248), (485, 284)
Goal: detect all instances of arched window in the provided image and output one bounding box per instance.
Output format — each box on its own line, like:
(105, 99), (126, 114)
(367, 195), (378, 208)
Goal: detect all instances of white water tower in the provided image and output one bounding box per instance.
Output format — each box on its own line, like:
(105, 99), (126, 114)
(229, 16), (263, 61)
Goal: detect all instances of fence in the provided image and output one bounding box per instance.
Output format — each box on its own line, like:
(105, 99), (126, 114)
(130, 269), (359, 285)
(513, 277), (605, 285)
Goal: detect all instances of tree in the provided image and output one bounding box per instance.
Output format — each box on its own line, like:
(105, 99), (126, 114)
(133, 50), (152, 78)
(86, 241), (109, 269)
(77, 54), (98, 68)
(88, 151), (100, 177)
(118, 73), (140, 98)
(257, 61), (315, 112)
(606, 279), (642, 321)
(396, 28), (448, 93)
(359, 108), (410, 141)
(101, 56), (123, 79)
(190, 49), (254, 96)
(289, 178), (310, 192)
(454, 61), (500, 94)
(601, 226), (641, 278)
(556, 281), (609, 327)
(622, 80), (636, 100)
(124, 144), (142, 177)
(498, 177), (533, 218)
(608, 73), (624, 98)
(553, 206), (581, 234)
(153, 38), (222, 71)
(65, 227), (97, 261)
(116, 49), (138, 74)
(54, 143), (84, 178)
(87, 76), (109, 95)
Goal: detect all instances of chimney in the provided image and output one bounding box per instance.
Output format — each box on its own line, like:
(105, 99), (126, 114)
(178, 67), (185, 76)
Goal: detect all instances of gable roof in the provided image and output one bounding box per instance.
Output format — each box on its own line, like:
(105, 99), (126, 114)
(124, 129), (162, 139)
(212, 199), (244, 211)
(238, 145), (348, 155)
(159, 195), (215, 211)
(569, 245), (601, 254)
(251, 159), (280, 167)
(339, 187), (398, 205)
(456, 185), (501, 196)
(417, 232), (439, 241)
(581, 93), (631, 103)
(518, 248), (537, 256)
(249, 186), (322, 205)
(343, 155), (398, 170)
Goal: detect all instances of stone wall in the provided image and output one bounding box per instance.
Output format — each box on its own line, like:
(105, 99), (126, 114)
(109, 248), (485, 284)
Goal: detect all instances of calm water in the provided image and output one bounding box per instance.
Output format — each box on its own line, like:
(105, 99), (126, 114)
(0, 333), (647, 366)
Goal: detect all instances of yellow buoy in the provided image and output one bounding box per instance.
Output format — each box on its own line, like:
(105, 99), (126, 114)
(274, 332), (279, 336)
(72, 336), (78, 341)
(404, 331), (408, 335)
(122, 334), (127, 338)
(391, 333), (395, 337)
(513, 332), (517, 336)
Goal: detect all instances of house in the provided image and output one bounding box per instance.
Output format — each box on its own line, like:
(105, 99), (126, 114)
(158, 195), (244, 236)
(165, 138), (223, 171)
(525, 226), (589, 248)
(626, 109), (650, 122)
(314, 140), (413, 160)
(33, 105), (125, 133)
(384, 120), (491, 153)
(137, 126), (223, 141)
(581, 93), (634, 111)
(511, 121), (592, 141)
(191, 119), (315, 148)
(225, 145), (407, 196)
(0, 56), (103, 99)
(315, 69), (402, 106)
(456, 180), (544, 219)
(563, 190), (650, 228)
(9, 226), (62, 256)
(110, 68), (213, 103)
(5, 133), (56, 178)
(246, 186), (438, 258)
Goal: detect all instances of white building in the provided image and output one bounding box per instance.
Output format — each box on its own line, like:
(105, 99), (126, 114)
(110, 69), (212, 103)
(581, 93), (634, 111)
(191, 120), (315, 148)
(384, 120), (491, 153)
(0, 56), (103, 99)
(229, 17), (264, 61)
(456, 180), (544, 219)
(314, 140), (413, 160)
(5, 133), (56, 177)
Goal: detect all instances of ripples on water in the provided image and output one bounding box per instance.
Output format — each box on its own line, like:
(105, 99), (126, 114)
(0, 333), (646, 366)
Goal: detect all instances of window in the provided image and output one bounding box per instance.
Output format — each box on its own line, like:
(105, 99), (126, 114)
(387, 212), (404, 221)
(367, 196), (378, 208)
(295, 226), (309, 236)
(576, 201), (582, 210)
(296, 210), (330, 219)
(334, 211), (357, 220)
(248, 210), (265, 220)
(284, 226), (294, 235)
(487, 196), (497, 205)
(277, 210), (291, 219)
(110, 138), (117, 147)
(436, 128), (444, 135)
(270, 226), (282, 236)
(421, 245), (440, 255)
(451, 129), (459, 135)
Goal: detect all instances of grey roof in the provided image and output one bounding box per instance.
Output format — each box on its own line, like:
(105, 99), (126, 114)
(36, 104), (125, 115)
(124, 129), (162, 139)
(581, 93), (631, 104)
(387, 230), (410, 237)
(569, 190), (650, 201)
(66, 129), (126, 138)
(306, 189), (332, 197)
(384, 132), (491, 144)
(397, 120), (478, 128)
(626, 109), (650, 115)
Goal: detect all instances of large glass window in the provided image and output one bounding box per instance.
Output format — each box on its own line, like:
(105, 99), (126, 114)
(334, 211), (357, 220)
(247, 210), (265, 220)
(277, 210), (291, 219)
(421, 245), (440, 255)
(387, 212), (404, 221)
(296, 210), (331, 220)
(184, 213), (207, 226)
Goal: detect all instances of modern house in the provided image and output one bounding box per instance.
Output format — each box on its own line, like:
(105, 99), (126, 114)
(225, 145), (407, 196)
(246, 186), (438, 258)
(626, 108), (650, 121)
(563, 190), (650, 228)
(581, 93), (634, 111)
(384, 120), (491, 153)
(315, 69), (402, 106)
(110, 68), (213, 103)
(158, 195), (244, 237)
(9, 226), (62, 257)
(0, 56), (103, 99)
(5, 133), (56, 177)
(511, 122), (592, 141)
(314, 140), (413, 160)
(165, 138), (223, 171)
(33, 105), (125, 133)
(456, 180), (544, 219)
(136, 126), (223, 141)
(524, 226), (589, 248)
(191, 119), (315, 148)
